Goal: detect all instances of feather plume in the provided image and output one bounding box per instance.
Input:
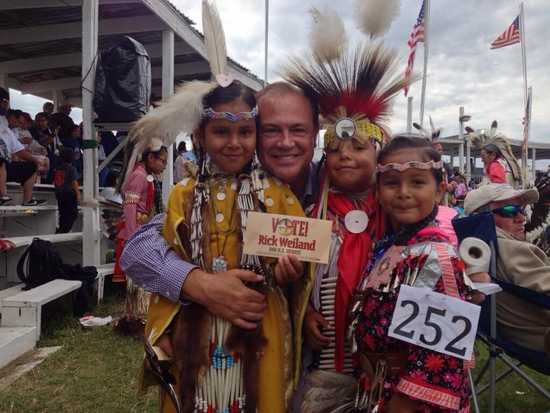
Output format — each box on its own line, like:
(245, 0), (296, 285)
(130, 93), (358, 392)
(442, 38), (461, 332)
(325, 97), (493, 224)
(309, 7), (347, 62)
(124, 80), (216, 184)
(202, 0), (228, 79)
(413, 117), (442, 141)
(301, 370), (357, 413)
(283, 43), (414, 129)
(353, 0), (401, 38)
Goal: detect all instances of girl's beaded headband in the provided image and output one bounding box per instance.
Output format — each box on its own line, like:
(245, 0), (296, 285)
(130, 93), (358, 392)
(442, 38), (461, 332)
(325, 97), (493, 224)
(376, 160), (443, 174)
(203, 106), (258, 122)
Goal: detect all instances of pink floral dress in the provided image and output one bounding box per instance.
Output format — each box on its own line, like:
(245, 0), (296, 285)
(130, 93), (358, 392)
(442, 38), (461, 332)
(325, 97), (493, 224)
(351, 227), (471, 412)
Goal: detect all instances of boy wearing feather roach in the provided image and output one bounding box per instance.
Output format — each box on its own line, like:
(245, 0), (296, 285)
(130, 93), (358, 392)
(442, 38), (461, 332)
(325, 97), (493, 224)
(282, 15), (406, 412)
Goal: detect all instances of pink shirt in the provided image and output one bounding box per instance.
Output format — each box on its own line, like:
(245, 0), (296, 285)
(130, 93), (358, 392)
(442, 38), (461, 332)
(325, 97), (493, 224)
(436, 206), (458, 247)
(485, 160), (506, 184)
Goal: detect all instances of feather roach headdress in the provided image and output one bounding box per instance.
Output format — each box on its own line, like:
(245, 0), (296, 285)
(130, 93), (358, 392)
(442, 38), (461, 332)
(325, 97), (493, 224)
(413, 116), (442, 142)
(284, 42), (411, 151)
(283, 4), (408, 152)
(122, 0), (236, 186)
(467, 120), (523, 188)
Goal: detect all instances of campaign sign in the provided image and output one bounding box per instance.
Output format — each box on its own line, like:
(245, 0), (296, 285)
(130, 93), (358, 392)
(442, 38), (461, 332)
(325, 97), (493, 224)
(388, 285), (480, 361)
(243, 212), (332, 264)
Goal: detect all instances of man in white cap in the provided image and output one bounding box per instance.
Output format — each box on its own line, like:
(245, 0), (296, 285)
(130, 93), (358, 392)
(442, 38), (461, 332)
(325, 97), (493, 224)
(464, 183), (550, 355)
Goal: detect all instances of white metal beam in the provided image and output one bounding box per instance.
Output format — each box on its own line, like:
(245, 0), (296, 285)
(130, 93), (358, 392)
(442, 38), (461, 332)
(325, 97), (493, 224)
(161, 29), (175, 204)
(0, 0), (137, 10)
(16, 60), (209, 95)
(18, 77), (82, 94)
(151, 61), (209, 79)
(0, 15), (164, 46)
(81, 0), (101, 267)
(0, 42), (195, 74)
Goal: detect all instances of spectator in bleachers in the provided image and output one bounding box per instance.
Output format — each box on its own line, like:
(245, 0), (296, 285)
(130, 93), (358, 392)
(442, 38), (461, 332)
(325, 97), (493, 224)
(49, 103), (76, 141)
(173, 141), (197, 182)
(465, 183), (550, 355)
(30, 112), (58, 184)
(0, 87), (47, 206)
(42, 101), (54, 118)
(53, 147), (80, 233)
(61, 124), (83, 177)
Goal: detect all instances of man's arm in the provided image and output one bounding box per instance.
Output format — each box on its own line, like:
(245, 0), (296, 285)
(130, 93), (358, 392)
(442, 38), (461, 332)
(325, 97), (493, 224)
(120, 213), (267, 329)
(120, 213), (196, 302)
(497, 237), (550, 294)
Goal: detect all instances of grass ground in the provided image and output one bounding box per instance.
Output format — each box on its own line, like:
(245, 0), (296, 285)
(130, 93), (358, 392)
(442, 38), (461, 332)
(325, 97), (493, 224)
(0, 288), (548, 412)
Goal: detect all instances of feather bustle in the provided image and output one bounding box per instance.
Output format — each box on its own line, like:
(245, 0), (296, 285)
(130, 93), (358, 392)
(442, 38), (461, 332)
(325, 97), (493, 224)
(301, 370), (357, 413)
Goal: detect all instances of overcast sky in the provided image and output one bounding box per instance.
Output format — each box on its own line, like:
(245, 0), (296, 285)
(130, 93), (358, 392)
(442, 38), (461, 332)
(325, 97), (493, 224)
(170, 0), (549, 142)
(9, 0), (549, 144)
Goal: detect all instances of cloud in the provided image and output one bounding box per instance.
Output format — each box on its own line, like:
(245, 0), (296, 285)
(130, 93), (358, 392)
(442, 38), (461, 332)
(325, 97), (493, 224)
(171, 0), (549, 142)
(9, 0), (549, 145)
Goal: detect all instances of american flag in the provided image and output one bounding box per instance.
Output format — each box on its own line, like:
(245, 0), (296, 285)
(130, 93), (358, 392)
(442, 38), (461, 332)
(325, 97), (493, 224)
(490, 16), (520, 49)
(404, 1), (425, 96)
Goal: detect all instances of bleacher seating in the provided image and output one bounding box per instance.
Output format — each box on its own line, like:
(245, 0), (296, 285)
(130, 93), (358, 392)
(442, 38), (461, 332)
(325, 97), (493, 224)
(0, 183), (115, 368)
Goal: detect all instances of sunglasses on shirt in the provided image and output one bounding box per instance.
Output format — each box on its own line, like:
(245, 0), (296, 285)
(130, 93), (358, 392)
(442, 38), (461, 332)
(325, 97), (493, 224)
(491, 204), (525, 218)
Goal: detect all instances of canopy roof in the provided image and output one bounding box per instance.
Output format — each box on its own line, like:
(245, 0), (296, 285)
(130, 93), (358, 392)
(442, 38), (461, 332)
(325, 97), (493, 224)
(0, 0), (264, 106)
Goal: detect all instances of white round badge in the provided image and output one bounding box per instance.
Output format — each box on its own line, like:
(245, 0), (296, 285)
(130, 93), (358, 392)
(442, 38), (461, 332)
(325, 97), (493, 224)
(216, 192), (226, 201)
(344, 210), (369, 234)
(335, 118), (356, 139)
(146, 174), (155, 183)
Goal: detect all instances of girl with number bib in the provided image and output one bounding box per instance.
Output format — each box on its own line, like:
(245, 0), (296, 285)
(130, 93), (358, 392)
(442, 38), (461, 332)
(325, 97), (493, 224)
(139, 2), (304, 412)
(347, 136), (473, 412)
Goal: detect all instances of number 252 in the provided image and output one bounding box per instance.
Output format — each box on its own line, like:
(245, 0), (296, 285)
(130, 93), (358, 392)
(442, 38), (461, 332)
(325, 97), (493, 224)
(393, 300), (472, 357)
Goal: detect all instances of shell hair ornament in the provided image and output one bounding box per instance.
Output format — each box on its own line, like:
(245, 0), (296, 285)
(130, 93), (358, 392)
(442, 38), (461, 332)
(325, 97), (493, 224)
(283, 2), (411, 154)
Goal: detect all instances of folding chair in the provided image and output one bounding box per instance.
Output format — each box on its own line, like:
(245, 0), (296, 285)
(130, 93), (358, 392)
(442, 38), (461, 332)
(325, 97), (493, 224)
(453, 213), (550, 413)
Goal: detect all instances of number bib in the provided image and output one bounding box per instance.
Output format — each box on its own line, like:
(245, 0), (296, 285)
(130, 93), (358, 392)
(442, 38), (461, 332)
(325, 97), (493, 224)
(388, 285), (480, 361)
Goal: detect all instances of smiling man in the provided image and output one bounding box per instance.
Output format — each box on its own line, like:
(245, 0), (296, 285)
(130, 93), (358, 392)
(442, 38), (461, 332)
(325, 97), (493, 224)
(465, 183), (550, 355)
(120, 81), (320, 329)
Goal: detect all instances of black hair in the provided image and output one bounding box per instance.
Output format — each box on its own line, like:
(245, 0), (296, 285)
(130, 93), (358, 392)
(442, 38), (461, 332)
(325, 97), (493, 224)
(35, 112), (48, 121)
(482, 143), (501, 158)
(201, 80), (257, 129)
(0, 87), (8, 101)
(143, 146), (168, 165)
(59, 146), (75, 164)
(377, 135), (443, 184)
(7, 109), (21, 118)
(177, 141), (187, 152)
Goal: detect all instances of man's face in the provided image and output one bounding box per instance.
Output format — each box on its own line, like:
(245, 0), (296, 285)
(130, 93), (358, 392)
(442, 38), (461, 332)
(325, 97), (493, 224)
(490, 197), (526, 240)
(432, 142), (444, 155)
(36, 116), (48, 130)
(0, 98), (8, 113)
(257, 92), (316, 186)
(7, 114), (19, 129)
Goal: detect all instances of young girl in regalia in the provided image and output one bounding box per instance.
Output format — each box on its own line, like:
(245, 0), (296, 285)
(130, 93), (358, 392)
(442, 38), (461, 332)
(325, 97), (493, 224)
(113, 140), (167, 329)
(347, 136), (473, 412)
(136, 2), (305, 412)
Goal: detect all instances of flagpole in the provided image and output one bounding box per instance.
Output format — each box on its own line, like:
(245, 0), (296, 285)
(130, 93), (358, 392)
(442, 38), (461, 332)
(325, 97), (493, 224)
(419, 0), (430, 126)
(520, 2), (529, 186)
(264, 0), (269, 86)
